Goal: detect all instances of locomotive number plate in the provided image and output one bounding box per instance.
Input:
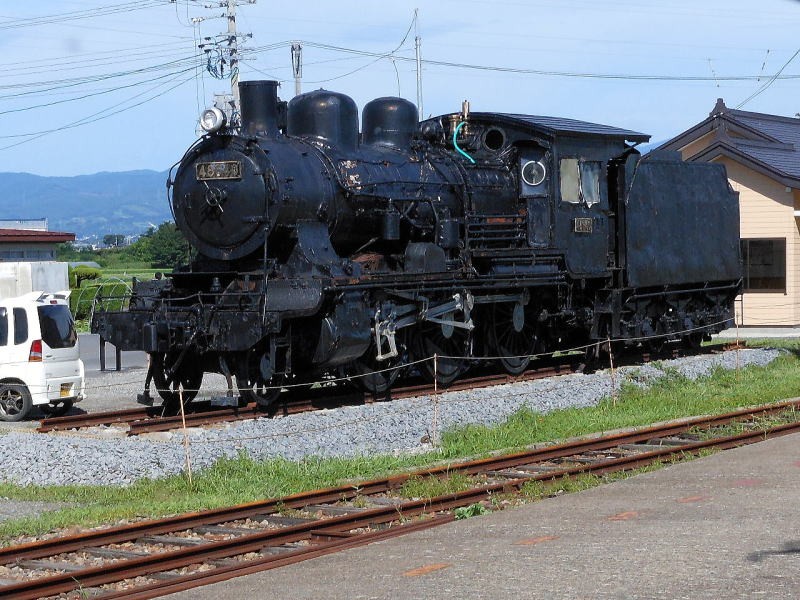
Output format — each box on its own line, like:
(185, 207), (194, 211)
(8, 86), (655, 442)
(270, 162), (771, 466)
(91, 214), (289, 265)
(196, 161), (242, 181)
(573, 217), (593, 233)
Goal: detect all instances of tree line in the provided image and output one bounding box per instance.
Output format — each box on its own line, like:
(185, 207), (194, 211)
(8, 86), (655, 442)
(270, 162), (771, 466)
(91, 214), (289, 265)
(58, 221), (190, 268)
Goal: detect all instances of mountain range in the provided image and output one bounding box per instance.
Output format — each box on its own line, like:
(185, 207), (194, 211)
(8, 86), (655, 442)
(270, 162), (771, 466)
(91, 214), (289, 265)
(1, 170), (173, 242)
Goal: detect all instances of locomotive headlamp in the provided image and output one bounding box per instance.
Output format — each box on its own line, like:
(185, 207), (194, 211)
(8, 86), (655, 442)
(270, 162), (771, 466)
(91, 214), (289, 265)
(199, 107), (226, 133)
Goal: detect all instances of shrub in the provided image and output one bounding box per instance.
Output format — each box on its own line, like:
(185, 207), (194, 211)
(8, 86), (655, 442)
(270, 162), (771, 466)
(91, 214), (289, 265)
(69, 266), (101, 289)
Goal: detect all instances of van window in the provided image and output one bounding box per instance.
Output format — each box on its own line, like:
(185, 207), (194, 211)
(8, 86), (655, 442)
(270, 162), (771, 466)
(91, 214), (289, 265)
(0, 308), (7, 346)
(13, 308), (28, 345)
(38, 305), (77, 349)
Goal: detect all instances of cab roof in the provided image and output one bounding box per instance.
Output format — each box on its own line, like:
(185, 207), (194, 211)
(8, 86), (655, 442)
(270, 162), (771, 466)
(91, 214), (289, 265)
(473, 112), (650, 143)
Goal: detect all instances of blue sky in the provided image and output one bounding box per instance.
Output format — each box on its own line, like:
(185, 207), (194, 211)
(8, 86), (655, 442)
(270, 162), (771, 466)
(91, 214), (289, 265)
(1, 0), (799, 176)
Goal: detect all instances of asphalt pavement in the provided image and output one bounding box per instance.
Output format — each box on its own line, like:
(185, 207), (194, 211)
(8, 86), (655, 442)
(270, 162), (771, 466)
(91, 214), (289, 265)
(79, 333), (147, 374)
(164, 430), (800, 600)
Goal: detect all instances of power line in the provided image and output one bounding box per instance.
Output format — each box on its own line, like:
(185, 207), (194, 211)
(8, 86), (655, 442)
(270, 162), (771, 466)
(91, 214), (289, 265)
(0, 66), (198, 116)
(300, 41), (800, 83)
(0, 41), (191, 75)
(0, 70), (196, 150)
(736, 47), (800, 109)
(0, 1), (171, 31)
(0, 55), (201, 98)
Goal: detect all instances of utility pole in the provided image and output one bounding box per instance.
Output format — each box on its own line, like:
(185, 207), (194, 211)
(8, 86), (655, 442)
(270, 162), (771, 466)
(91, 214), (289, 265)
(193, 0), (255, 120)
(227, 0), (241, 110)
(414, 10), (423, 118)
(291, 42), (303, 97)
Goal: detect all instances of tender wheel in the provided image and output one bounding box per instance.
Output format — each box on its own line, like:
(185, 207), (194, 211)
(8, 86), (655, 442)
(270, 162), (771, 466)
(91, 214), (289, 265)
(233, 349), (283, 411)
(39, 400), (74, 418)
(0, 383), (33, 422)
(643, 302), (671, 354)
(150, 352), (204, 416)
(682, 331), (705, 350)
(411, 318), (470, 387)
(644, 323), (668, 354)
(488, 302), (541, 375)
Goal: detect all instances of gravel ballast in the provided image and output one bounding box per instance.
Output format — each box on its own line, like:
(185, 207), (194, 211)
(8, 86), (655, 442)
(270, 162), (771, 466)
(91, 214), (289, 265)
(0, 348), (783, 488)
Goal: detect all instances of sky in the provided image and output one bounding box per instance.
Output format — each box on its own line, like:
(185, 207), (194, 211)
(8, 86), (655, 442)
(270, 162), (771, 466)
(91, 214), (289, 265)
(1, 0), (799, 177)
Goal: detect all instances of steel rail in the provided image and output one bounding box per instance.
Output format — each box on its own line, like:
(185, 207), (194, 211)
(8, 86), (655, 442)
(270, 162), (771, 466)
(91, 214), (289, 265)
(36, 342), (743, 435)
(37, 407), (150, 432)
(4, 397), (797, 564)
(96, 515), (455, 600)
(4, 417), (799, 600)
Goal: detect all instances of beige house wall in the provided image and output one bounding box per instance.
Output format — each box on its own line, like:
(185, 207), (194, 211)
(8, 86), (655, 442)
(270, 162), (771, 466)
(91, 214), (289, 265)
(680, 131), (715, 158)
(717, 158), (799, 327)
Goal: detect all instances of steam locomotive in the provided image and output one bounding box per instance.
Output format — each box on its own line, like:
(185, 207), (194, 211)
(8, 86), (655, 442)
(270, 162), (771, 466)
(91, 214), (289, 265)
(92, 80), (742, 413)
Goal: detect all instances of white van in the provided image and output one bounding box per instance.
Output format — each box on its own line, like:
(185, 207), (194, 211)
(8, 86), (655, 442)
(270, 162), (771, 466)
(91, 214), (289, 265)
(0, 291), (84, 421)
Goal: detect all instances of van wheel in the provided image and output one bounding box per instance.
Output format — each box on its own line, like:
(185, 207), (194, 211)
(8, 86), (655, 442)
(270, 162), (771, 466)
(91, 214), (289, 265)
(0, 384), (33, 422)
(40, 400), (74, 418)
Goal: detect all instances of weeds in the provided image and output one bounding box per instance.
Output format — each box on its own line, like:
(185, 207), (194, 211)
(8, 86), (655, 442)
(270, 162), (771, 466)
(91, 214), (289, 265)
(0, 341), (796, 542)
(454, 503), (490, 520)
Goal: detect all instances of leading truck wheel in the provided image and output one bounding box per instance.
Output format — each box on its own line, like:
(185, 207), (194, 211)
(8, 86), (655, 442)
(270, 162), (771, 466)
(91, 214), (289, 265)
(150, 352), (204, 416)
(0, 383), (33, 422)
(233, 349), (283, 412)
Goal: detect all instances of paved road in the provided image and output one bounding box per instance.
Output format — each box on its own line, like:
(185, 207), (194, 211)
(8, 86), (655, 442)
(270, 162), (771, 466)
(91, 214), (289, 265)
(79, 333), (147, 374)
(164, 431), (800, 600)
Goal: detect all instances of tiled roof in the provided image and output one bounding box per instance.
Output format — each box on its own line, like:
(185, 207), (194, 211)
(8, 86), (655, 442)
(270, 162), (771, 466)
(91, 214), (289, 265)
(0, 228), (75, 243)
(660, 99), (800, 185)
(730, 111), (800, 180)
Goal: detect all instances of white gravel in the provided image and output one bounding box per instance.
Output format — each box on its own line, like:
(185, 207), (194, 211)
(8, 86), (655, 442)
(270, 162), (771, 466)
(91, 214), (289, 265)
(0, 348), (783, 487)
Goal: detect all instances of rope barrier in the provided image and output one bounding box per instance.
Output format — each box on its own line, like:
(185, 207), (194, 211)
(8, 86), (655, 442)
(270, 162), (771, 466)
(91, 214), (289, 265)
(164, 352), (697, 448)
(19, 317), (744, 395)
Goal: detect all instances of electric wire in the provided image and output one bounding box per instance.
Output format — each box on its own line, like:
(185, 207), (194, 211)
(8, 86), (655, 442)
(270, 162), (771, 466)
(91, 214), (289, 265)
(0, 70), (196, 150)
(736, 47), (800, 108)
(0, 1), (172, 31)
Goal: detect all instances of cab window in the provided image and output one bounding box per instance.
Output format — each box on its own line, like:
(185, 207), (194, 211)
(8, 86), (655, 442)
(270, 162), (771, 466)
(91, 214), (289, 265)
(13, 308), (28, 345)
(38, 305), (77, 349)
(560, 158), (580, 204)
(560, 158), (602, 207)
(0, 308), (7, 346)
(580, 161), (601, 207)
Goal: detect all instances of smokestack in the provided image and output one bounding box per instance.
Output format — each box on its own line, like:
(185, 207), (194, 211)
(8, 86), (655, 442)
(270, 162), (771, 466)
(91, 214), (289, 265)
(239, 80), (281, 137)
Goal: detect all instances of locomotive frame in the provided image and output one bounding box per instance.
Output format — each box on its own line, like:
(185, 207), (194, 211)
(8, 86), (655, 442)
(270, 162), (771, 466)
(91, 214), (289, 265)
(92, 80), (742, 414)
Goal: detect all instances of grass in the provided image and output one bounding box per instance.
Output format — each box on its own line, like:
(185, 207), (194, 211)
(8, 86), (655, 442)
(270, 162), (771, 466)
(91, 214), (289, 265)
(0, 340), (797, 543)
(100, 268), (160, 281)
(398, 472), (473, 500)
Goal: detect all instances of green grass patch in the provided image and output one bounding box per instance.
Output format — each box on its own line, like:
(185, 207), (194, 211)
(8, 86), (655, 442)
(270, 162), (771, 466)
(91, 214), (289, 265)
(0, 341), (795, 543)
(398, 472), (473, 500)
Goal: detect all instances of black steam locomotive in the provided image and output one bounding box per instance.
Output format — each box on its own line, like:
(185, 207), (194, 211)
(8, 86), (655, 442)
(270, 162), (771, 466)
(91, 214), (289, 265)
(92, 80), (741, 413)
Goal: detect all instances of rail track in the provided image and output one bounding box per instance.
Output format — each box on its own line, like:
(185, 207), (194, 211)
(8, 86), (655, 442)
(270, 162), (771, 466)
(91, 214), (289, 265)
(37, 342), (745, 436)
(5, 396), (792, 600)
(37, 360), (581, 435)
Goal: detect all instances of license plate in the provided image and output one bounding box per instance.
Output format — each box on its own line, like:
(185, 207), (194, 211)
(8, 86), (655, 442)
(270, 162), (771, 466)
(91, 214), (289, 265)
(196, 161), (242, 181)
(60, 384), (72, 397)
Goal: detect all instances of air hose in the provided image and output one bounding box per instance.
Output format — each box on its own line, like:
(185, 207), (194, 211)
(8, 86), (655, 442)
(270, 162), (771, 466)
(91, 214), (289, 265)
(453, 121), (476, 164)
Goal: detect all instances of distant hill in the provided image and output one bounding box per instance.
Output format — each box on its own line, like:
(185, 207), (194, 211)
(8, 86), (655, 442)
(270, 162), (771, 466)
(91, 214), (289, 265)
(0, 170), (173, 242)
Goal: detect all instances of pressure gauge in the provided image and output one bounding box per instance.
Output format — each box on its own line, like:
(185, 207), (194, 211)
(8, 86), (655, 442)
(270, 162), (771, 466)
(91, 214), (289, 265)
(521, 160), (547, 186)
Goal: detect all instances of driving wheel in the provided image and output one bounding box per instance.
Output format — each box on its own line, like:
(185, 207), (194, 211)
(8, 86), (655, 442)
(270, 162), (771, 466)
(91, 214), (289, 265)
(150, 351), (204, 416)
(488, 302), (541, 375)
(410, 318), (470, 387)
